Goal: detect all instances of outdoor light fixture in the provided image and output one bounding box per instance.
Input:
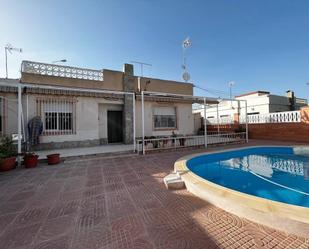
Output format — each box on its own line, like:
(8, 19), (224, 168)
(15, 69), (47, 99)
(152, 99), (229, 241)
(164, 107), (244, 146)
(4, 43), (23, 78)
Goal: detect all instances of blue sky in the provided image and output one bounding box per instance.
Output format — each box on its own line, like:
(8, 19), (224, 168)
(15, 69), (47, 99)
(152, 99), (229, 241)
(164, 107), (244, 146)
(1, 0), (309, 99)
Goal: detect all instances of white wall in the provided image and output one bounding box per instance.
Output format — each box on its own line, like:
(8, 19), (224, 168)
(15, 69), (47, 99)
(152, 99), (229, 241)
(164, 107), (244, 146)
(135, 101), (195, 137)
(1, 93), (18, 136)
(25, 95), (124, 144)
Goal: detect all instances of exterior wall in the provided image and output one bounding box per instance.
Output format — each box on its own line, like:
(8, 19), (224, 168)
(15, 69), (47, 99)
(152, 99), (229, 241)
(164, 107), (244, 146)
(193, 113), (202, 134)
(207, 107), (309, 143)
(237, 95), (270, 115)
(21, 67), (193, 96)
(26, 94), (123, 149)
(268, 95), (291, 113)
(135, 101), (195, 137)
(21, 69), (124, 91)
(0, 93), (18, 136)
(136, 77), (193, 95)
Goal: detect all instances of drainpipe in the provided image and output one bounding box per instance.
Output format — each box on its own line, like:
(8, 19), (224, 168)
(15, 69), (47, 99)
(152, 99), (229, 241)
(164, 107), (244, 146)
(141, 91), (145, 154)
(17, 84), (22, 166)
(133, 92), (136, 152)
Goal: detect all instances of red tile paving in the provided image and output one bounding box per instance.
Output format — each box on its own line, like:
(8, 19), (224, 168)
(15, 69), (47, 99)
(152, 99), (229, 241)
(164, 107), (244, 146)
(0, 140), (309, 249)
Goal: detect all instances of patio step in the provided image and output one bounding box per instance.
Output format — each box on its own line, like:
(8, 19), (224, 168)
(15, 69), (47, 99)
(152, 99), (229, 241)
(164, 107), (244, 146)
(164, 172), (186, 190)
(38, 150), (136, 164)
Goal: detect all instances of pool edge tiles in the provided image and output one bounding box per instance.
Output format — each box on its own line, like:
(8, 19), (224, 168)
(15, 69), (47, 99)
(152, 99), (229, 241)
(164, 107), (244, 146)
(174, 145), (309, 238)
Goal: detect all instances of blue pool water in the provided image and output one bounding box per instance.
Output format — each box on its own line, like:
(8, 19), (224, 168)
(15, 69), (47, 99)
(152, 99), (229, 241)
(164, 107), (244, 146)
(187, 147), (309, 207)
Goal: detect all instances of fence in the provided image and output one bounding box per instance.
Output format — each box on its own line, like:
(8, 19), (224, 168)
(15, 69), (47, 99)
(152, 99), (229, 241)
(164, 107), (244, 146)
(136, 132), (246, 153)
(239, 110), (301, 124)
(206, 116), (234, 125)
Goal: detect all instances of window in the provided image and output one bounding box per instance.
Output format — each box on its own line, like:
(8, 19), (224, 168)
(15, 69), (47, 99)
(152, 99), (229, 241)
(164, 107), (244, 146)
(37, 98), (76, 135)
(153, 107), (177, 129)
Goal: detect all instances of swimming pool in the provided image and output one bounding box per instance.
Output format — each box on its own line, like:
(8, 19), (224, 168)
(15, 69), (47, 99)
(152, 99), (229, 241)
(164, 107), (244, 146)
(187, 147), (309, 207)
(174, 146), (309, 237)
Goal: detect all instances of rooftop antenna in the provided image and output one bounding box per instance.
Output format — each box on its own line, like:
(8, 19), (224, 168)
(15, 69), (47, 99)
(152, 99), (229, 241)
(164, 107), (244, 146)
(5, 43), (23, 78)
(228, 81), (235, 106)
(131, 61), (152, 77)
(182, 37), (192, 82)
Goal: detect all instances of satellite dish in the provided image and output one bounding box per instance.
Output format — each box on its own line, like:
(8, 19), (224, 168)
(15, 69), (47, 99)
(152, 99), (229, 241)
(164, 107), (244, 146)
(182, 71), (190, 82)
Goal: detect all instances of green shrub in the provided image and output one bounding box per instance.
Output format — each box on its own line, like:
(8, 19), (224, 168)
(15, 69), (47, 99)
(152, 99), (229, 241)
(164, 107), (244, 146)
(0, 136), (17, 158)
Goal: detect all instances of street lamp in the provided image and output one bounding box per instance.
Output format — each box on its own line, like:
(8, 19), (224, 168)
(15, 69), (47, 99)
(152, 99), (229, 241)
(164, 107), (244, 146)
(52, 59), (67, 63)
(4, 44), (23, 78)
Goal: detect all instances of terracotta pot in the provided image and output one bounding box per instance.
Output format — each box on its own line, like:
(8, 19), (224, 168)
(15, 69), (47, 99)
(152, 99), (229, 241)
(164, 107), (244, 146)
(24, 155), (39, 168)
(47, 154), (60, 165)
(0, 157), (16, 172)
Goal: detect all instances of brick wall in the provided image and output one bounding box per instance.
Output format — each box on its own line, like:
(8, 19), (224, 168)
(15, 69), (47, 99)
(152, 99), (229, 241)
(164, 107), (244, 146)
(207, 106), (309, 143)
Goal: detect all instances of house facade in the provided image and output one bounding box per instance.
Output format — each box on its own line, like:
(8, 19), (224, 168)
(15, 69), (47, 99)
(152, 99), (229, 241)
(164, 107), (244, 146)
(194, 90), (308, 124)
(0, 61), (197, 150)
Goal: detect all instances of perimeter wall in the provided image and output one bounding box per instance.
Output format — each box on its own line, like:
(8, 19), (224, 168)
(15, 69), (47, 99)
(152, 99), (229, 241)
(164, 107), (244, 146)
(206, 107), (309, 143)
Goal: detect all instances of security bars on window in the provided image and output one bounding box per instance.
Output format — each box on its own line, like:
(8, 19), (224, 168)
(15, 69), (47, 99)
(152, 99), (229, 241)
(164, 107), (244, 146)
(36, 98), (76, 135)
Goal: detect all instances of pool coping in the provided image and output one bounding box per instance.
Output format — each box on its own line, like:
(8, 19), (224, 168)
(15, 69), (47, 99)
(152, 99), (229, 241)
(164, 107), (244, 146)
(174, 145), (309, 238)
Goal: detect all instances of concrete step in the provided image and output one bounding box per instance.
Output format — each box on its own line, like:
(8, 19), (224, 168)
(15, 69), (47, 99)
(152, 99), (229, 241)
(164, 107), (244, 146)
(163, 172), (185, 190)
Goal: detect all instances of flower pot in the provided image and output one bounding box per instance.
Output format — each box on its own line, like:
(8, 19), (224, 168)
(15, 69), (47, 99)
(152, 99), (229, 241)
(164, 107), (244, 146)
(47, 154), (60, 165)
(0, 157), (16, 172)
(24, 155), (39, 168)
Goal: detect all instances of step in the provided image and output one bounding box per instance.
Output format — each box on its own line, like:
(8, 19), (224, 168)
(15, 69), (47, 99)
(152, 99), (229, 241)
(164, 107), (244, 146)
(163, 172), (185, 190)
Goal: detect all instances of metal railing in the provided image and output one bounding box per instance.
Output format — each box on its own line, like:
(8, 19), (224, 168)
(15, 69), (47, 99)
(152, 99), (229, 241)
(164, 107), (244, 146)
(136, 132), (246, 153)
(239, 110), (301, 124)
(21, 61), (104, 81)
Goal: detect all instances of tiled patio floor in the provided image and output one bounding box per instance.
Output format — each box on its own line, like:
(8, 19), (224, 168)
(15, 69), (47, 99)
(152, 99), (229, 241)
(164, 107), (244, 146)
(0, 141), (309, 249)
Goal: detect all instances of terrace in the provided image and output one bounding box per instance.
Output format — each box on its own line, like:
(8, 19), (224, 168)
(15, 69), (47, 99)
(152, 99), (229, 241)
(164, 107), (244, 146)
(0, 140), (308, 249)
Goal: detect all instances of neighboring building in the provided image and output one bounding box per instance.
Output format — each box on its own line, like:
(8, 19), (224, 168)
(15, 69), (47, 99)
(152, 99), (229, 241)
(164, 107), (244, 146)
(194, 90), (308, 124)
(0, 60), (206, 150)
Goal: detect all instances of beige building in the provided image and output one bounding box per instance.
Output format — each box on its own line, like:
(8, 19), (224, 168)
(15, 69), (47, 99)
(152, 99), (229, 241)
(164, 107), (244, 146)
(0, 61), (200, 150)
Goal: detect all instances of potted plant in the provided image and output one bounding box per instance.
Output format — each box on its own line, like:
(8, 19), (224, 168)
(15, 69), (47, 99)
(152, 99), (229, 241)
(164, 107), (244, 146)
(47, 153), (60, 165)
(0, 136), (17, 172)
(23, 152), (39, 168)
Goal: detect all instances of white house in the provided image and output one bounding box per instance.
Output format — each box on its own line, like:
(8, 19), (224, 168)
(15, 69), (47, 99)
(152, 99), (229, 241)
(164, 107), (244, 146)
(194, 90), (308, 124)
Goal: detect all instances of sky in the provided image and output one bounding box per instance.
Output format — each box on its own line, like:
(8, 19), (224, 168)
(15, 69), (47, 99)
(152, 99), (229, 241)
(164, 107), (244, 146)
(1, 0), (309, 99)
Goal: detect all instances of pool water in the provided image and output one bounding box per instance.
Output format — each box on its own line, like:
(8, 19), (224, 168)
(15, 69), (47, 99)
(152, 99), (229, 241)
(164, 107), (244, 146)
(187, 147), (309, 207)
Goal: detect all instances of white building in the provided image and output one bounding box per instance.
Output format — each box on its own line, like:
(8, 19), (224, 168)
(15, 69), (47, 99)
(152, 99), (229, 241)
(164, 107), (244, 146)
(194, 90), (308, 124)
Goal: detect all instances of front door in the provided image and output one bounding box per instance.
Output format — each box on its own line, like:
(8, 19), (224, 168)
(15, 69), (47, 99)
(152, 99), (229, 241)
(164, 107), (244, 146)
(107, 111), (123, 143)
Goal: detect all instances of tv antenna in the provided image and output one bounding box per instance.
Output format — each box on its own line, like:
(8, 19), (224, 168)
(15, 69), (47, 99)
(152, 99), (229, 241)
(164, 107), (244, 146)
(5, 43), (23, 78)
(131, 61), (152, 77)
(182, 37), (192, 82)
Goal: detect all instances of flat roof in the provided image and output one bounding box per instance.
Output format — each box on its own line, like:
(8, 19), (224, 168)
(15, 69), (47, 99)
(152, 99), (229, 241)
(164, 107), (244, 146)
(235, 91), (270, 98)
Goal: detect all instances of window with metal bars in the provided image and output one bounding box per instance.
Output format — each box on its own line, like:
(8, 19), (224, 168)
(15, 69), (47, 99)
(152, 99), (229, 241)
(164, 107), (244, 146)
(37, 98), (76, 135)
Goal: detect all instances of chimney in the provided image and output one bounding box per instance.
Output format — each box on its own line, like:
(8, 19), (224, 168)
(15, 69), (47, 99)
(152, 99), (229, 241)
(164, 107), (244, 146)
(286, 90), (295, 110)
(123, 63), (134, 76)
